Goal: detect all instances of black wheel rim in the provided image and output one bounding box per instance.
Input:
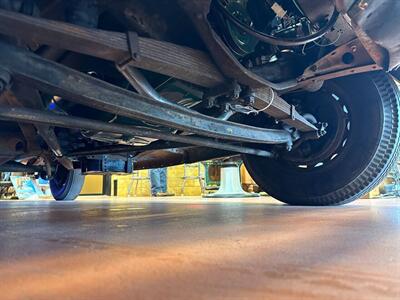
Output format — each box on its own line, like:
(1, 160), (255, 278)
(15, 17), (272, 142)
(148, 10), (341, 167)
(283, 83), (352, 170)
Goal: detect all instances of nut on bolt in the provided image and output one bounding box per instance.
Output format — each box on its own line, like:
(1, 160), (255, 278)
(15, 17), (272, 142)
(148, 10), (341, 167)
(358, 0), (368, 10)
(318, 122), (329, 138)
(243, 92), (256, 105)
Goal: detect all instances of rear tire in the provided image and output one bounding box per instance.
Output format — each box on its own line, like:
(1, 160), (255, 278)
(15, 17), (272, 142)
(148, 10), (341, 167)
(50, 165), (84, 201)
(243, 72), (400, 205)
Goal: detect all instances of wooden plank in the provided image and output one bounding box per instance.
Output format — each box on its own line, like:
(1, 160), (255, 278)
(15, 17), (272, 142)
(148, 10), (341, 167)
(253, 89), (317, 132)
(0, 9), (225, 88)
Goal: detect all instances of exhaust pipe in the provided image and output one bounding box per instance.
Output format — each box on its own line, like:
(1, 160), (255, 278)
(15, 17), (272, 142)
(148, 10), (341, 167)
(134, 147), (232, 170)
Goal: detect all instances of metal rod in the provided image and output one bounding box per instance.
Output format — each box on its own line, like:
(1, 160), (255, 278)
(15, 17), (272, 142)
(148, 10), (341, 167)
(117, 64), (172, 105)
(0, 106), (274, 158)
(68, 141), (190, 156)
(133, 147), (232, 170)
(0, 161), (43, 173)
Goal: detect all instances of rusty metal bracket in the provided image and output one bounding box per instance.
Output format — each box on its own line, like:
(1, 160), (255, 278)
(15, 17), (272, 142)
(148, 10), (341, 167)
(347, 0), (400, 70)
(299, 39), (376, 81)
(281, 105), (296, 122)
(126, 31), (141, 63)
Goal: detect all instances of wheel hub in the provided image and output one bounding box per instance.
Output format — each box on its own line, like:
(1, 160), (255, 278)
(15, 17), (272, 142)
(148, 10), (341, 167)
(284, 87), (351, 169)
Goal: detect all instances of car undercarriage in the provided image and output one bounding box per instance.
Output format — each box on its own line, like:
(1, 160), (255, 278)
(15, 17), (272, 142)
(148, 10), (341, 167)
(0, 0), (399, 205)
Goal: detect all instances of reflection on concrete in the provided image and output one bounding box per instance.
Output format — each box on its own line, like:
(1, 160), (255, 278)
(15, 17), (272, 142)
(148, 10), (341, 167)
(0, 197), (399, 299)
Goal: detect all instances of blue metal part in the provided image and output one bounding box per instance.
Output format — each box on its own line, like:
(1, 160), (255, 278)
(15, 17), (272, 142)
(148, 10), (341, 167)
(81, 155), (133, 174)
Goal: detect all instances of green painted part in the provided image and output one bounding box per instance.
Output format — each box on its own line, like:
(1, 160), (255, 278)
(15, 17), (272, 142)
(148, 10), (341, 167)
(225, 0), (258, 56)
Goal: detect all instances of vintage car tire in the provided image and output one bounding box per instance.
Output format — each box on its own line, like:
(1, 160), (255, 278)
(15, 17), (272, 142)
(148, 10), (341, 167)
(392, 67), (400, 82)
(243, 72), (400, 205)
(50, 165), (85, 201)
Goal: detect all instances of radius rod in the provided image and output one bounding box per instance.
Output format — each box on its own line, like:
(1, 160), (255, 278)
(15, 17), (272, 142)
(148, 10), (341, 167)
(0, 41), (292, 147)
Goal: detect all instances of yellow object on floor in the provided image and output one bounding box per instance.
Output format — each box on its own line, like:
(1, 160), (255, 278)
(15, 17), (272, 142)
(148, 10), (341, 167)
(112, 163), (205, 197)
(80, 175), (103, 195)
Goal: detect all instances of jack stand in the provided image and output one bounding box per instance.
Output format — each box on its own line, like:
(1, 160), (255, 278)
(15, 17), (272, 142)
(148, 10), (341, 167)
(203, 162), (259, 198)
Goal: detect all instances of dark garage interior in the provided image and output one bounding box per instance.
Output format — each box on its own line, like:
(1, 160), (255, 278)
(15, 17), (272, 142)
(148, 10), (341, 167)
(0, 0), (399, 299)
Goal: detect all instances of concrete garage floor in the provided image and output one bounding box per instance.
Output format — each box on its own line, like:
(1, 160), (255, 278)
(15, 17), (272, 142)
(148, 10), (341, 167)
(0, 197), (399, 300)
